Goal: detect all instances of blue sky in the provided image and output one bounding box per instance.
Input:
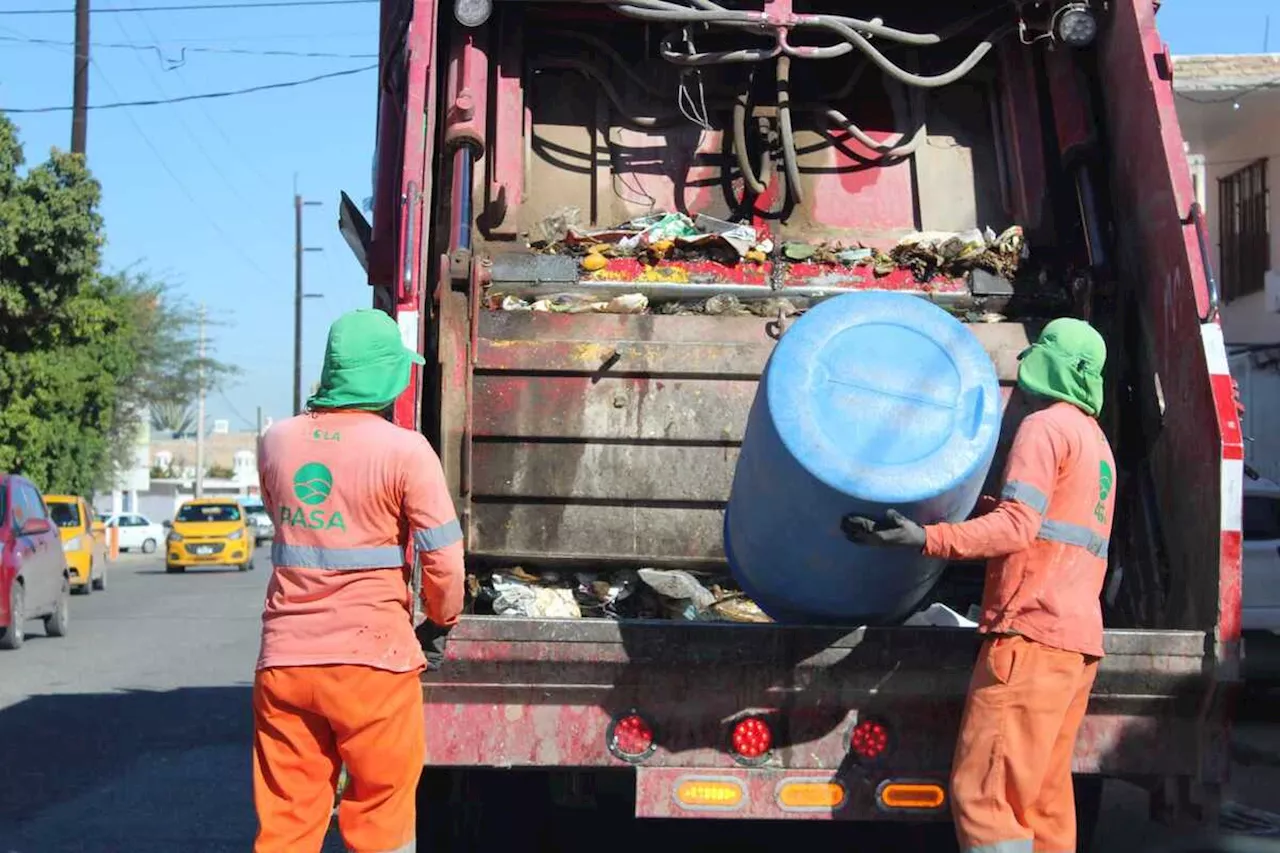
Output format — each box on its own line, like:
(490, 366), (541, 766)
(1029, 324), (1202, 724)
(0, 0), (1273, 429)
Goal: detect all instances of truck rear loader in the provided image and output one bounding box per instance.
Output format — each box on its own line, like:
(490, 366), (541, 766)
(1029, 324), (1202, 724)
(338, 0), (1245, 846)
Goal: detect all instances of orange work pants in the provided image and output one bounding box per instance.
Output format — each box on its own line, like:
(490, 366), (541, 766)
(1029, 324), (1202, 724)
(253, 664), (425, 853)
(950, 635), (1099, 853)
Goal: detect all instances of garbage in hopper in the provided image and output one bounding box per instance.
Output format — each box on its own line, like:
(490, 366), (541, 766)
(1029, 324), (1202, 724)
(468, 567), (771, 623)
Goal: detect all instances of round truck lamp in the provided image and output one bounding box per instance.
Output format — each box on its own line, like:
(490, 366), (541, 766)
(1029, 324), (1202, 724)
(1055, 3), (1098, 48)
(454, 0), (491, 28)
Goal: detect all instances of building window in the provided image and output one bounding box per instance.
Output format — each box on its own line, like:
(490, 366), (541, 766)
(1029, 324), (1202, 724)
(1218, 158), (1270, 303)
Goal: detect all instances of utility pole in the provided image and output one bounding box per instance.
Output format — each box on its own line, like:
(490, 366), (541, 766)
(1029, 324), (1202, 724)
(195, 303), (206, 499)
(293, 187), (324, 415)
(71, 0), (90, 154)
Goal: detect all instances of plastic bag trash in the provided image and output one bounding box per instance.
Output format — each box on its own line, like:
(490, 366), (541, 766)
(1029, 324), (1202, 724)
(637, 568), (716, 620)
(605, 293), (648, 314)
(491, 574), (582, 618)
(902, 602), (978, 628)
(499, 295), (532, 311)
(639, 212), (699, 244)
(837, 248), (873, 265)
(694, 214), (758, 257)
(708, 589), (773, 623)
(536, 207), (583, 244)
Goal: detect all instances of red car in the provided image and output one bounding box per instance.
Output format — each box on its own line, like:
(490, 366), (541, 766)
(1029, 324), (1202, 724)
(1, 474), (71, 650)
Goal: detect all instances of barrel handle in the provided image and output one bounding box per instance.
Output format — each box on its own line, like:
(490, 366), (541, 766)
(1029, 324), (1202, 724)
(962, 385), (986, 440)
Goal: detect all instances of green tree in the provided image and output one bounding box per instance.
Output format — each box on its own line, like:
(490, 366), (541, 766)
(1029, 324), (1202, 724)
(0, 115), (237, 494)
(0, 116), (122, 494)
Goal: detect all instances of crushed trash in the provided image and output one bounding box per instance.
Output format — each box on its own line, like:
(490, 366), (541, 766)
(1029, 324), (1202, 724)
(902, 602), (978, 628)
(491, 573), (582, 619)
(495, 292), (649, 314)
(654, 295), (802, 317)
(467, 566), (773, 623)
(890, 225), (1027, 281)
(637, 568), (716, 620)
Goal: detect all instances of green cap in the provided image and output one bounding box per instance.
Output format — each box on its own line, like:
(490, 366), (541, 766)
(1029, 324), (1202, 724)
(307, 309), (425, 412)
(1016, 318), (1107, 417)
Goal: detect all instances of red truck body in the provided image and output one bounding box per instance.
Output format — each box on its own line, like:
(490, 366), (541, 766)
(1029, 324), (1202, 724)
(348, 0), (1244, 841)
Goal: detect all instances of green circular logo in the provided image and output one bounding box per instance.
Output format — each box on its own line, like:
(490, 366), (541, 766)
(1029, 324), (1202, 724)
(293, 462), (334, 505)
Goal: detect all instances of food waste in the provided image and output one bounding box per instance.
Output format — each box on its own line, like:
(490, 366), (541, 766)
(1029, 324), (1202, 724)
(489, 208), (1035, 317)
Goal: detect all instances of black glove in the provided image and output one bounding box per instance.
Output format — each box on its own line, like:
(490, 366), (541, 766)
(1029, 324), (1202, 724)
(415, 621), (451, 671)
(841, 509), (927, 551)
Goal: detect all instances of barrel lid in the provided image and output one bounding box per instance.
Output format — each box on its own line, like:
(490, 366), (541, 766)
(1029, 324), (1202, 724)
(766, 292), (1000, 505)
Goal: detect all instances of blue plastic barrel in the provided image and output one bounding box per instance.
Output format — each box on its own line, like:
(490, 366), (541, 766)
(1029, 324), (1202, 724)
(724, 291), (1001, 625)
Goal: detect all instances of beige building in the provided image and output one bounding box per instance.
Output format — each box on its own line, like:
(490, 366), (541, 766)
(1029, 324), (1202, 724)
(1175, 54), (1279, 480)
(1174, 53), (1278, 345)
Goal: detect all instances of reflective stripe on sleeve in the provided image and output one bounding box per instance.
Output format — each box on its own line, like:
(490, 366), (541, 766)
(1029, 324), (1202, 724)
(271, 542), (405, 571)
(1001, 480), (1049, 514)
(1037, 519), (1109, 558)
(413, 519), (463, 552)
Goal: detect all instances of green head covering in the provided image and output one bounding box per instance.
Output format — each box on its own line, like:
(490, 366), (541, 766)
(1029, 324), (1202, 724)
(1017, 318), (1106, 417)
(307, 309), (425, 412)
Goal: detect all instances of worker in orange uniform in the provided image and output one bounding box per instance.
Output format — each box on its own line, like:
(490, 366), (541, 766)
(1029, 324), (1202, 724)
(843, 317), (1114, 853)
(253, 308), (465, 853)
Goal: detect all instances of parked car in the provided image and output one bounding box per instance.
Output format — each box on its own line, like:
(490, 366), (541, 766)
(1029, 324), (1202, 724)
(240, 499), (274, 546)
(1, 474), (71, 650)
(46, 494), (107, 594)
(1243, 473), (1280, 634)
(165, 498), (254, 573)
(100, 512), (166, 554)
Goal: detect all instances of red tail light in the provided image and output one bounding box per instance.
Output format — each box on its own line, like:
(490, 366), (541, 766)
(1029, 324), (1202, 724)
(608, 712), (656, 762)
(730, 716), (773, 762)
(849, 718), (890, 761)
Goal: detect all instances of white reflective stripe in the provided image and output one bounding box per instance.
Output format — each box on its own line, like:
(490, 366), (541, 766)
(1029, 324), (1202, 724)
(271, 542), (404, 570)
(1001, 480), (1049, 514)
(1037, 519), (1109, 558)
(413, 519), (463, 552)
(1201, 321), (1230, 375)
(1222, 456), (1243, 533)
(965, 840), (1033, 853)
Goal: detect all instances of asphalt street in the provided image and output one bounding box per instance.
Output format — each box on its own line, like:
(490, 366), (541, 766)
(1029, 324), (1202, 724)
(1, 551), (1277, 852)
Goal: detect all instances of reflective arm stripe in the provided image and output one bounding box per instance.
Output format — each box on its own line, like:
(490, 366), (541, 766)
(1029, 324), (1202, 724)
(1037, 519), (1109, 558)
(413, 519), (463, 552)
(1001, 480), (1049, 514)
(271, 542), (405, 571)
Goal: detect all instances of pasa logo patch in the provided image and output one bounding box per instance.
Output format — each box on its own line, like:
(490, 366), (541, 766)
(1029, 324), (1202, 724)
(293, 463), (333, 506)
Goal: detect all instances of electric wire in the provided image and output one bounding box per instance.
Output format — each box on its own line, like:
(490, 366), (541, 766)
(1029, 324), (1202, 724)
(1, 0), (377, 16)
(0, 34), (376, 59)
(2, 63), (376, 111)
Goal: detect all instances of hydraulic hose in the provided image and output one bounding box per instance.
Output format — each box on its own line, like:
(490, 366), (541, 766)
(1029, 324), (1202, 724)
(660, 29), (780, 65)
(813, 18), (1002, 88)
(544, 29), (668, 98)
(733, 78), (768, 195)
(532, 58), (684, 128)
(776, 55), (803, 205)
(822, 108), (924, 159)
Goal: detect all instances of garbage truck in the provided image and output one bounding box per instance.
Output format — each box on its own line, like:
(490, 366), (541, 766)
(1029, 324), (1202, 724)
(338, 0), (1244, 846)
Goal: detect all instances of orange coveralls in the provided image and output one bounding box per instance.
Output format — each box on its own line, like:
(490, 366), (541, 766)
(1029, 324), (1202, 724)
(253, 410), (465, 853)
(924, 401), (1115, 853)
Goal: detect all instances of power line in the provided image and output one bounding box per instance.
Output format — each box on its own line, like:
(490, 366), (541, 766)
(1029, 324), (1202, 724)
(2, 0), (377, 15)
(1174, 76), (1280, 105)
(111, 11), (262, 217)
(2, 63), (376, 112)
(0, 34), (376, 59)
(86, 57), (274, 283)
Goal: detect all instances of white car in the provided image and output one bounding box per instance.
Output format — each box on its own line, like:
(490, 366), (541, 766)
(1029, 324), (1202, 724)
(100, 513), (167, 555)
(1242, 473), (1280, 634)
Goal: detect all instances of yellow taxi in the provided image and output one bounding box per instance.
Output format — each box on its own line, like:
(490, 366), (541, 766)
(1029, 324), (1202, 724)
(45, 495), (107, 594)
(165, 498), (255, 573)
